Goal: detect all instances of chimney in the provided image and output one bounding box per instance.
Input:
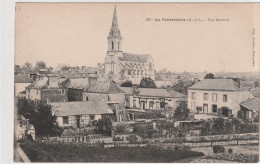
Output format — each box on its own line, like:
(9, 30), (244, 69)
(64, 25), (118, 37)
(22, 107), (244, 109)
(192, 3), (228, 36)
(88, 74), (98, 85)
(82, 66), (86, 72)
(194, 77), (199, 84)
(48, 76), (59, 88)
(167, 86), (172, 92)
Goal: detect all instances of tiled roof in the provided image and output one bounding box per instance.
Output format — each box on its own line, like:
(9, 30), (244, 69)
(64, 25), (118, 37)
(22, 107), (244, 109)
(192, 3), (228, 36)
(119, 87), (186, 98)
(26, 77), (64, 89)
(14, 74), (33, 83)
(63, 78), (89, 89)
(85, 67), (98, 74)
(189, 79), (248, 91)
(50, 101), (113, 116)
(119, 87), (133, 95)
(121, 53), (151, 62)
(250, 88), (260, 98)
(138, 88), (187, 98)
(84, 80), (125, 94)
(240, 98), (260, 111)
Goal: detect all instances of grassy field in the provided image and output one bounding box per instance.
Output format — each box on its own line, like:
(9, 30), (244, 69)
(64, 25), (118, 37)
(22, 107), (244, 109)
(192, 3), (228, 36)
(19, 140), (204, 162)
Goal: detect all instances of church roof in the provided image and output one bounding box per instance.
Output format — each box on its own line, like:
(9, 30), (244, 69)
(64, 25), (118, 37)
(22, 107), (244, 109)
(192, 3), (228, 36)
(119, 53), (151, 62)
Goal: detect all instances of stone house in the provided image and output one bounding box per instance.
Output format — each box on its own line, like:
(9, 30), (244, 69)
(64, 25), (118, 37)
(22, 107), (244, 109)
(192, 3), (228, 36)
(83, 79), (126, 121)
(25, 76), (68, 103)
(51, 101), (113, 129)
(120, 86), (187, 111)
(188, 79), (254, 119)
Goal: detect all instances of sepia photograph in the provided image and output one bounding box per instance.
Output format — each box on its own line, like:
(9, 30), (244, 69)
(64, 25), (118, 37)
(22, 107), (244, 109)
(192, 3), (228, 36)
(12, 2), (260, 162)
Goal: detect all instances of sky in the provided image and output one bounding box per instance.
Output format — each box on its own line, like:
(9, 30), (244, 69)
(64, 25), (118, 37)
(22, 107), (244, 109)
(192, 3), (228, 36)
(15, 3), (260, 72)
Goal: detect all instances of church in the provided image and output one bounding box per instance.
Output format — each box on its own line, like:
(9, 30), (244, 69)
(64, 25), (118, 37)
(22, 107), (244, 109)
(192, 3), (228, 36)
(98, 6), (155, 84)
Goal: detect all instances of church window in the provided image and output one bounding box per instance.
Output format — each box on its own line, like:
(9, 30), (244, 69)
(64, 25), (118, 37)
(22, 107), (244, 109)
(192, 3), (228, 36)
(137, 70), (140, 75)
(112, 41), (114, 50)
(118, 42), (120, 50)
(128, 70), (131, 75)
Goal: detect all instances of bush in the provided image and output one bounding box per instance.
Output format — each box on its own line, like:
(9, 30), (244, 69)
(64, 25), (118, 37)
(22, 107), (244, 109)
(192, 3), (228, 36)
(228, 148), (233, 154)
(115, 124), (127, 132)
(127, 135), (138, 143)
(213, 145), (225, 153)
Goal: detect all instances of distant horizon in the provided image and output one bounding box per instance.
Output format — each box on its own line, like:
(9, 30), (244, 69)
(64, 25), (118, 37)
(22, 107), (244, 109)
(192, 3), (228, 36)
(15, 3), (260, 73)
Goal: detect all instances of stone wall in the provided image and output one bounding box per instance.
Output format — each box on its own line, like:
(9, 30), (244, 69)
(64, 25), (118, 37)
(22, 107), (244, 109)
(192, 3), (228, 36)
(41, 89), (68, 103)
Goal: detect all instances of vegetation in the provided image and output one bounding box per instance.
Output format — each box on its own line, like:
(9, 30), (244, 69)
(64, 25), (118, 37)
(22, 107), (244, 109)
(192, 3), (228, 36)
(17, 97), (63, 138)
(174, 102), (190, 121)
(94, 116), (112, 136)
(213, 145), (225, 153)
(19, 140), (204, 162)
(171, 80), (194, 95)
(139, 77), (156, 88)
(121, 81), (133, 87)
(204, 73), (215, 79)
(200, 118), (259, 136)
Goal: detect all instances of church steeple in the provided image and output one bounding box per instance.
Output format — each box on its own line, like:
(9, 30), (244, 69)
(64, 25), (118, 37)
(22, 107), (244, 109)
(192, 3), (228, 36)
(107, 6), (122, 51)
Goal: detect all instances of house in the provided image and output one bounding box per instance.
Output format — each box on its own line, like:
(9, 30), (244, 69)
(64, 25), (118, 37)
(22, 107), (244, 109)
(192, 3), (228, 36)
(83, 79), (126, 121)
(250, 88), (260, 98)
(120, 86), (187, 111)
(188, 79), (254, 119)
(60, 76), (97, 102)
(240, 98), (260, 121)
(50, 101), (113, 129)
(25, 76), (68, 103)
(14, 74), (33, 96)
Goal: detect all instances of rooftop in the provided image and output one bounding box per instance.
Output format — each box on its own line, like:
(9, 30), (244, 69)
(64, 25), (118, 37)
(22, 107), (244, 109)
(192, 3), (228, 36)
(189, 79), (248, 91)
(50, 101), (113, 116)
(240, 98), (260, 111)
(14, 74), (33, 83)
(84, 80), (125, 94)
(118, 53), (151, 62)
(26, 76), (63, 89)
(62, 78), (89, 89)
(120, 87), (186, 98)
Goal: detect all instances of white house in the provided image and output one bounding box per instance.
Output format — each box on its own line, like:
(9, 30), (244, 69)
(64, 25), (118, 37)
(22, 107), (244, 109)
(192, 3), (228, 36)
(188, 79), (254, 119)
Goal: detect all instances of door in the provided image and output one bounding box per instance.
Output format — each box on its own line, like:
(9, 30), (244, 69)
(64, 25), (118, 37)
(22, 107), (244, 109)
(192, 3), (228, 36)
(203, 104), (208, 114)
(76, 115), (81, 128)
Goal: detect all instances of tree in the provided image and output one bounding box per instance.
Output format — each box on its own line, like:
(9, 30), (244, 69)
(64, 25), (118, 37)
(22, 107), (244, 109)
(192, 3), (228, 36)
(17, 97), (63, 138)
(24, 62), (32, 69)
(121, 81), (133, 87)
(95, 115), (112, 136)
(36, 61), (46, 69)
(174, 102), (190, 121)
(139, 77), (156, 88)
(204, 73), (215, 79)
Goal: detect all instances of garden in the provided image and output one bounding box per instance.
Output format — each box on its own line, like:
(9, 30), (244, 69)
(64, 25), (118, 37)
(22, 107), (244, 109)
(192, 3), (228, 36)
(19, 140), (204, 162)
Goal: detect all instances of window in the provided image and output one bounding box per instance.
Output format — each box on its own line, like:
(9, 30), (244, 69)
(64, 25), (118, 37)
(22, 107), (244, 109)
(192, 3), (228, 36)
(128, 70), (131, 75)
(63, 116), (68, 125)
(61, 89), (65, 95)
(203, 93), (208, 101)
(107, 95), (110, 101)
(156, 102), (160, 109)
(212, 104), (217, 113)
(223, 94), (228, 102)
(137, 70), (140, 75)
(149, 101), (154, 109)
(36, 89), (38, 95)
(212, 93), (217, 102)
(191, 102), (196, 111)
(112, 41), (114, 50)
(86, 96), (88, 101)
(191, 92), (196, 100)
(133, 100), (136, 108)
